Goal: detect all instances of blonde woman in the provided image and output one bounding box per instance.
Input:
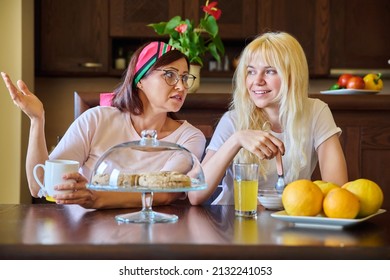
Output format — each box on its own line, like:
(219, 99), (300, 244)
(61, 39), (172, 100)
(189, 31), (348, 205)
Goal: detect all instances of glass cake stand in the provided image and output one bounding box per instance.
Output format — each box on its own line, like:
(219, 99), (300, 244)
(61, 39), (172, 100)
(88, 184), (206, 223)
(87, 130), (207, 223)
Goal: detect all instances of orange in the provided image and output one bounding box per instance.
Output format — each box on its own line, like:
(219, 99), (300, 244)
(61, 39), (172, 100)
(342, 179), (383, 218)
(323, 188), (360, 219)
(282, 179), (323, 216)
(314, 180), (340, 196)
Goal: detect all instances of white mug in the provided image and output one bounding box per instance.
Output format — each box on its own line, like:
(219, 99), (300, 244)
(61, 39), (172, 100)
(33, 159), (79, 198)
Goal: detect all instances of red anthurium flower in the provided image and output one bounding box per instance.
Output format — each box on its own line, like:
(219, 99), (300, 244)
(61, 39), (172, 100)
(202, 1), (222, 20)
(175, 23), (188, 34)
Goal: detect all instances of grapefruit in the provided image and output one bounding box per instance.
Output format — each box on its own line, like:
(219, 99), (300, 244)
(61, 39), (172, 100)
(282, 179), (323, 216)
(314, 180), (340, 196)
(342, 179), (383, 218)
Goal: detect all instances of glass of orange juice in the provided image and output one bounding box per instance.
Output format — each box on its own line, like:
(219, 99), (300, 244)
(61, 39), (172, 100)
(233, 163), (259, 217)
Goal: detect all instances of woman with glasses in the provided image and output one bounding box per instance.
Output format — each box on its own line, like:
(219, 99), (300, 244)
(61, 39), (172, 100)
(1, 41), (205, 209)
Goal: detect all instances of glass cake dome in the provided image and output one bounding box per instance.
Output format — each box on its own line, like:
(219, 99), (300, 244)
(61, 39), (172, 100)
(87, 130), (207, 223)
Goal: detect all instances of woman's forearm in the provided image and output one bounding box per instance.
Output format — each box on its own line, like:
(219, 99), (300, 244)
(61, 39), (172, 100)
(26, 117), (49, 197)
(189, 134), (242, 205)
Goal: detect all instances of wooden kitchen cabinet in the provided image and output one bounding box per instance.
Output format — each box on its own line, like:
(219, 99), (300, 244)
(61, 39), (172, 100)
(110, 0), (184, 37)
(256, 0), (331, 76)
(35, 0), (389, 77)
(35, 0), (109, 75)
(110, 0), (256, 39)
(256, 0), (390, 75)
(329, 0), (390, 70)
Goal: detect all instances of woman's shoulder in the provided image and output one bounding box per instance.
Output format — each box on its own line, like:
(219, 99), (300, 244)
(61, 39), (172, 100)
(178, 121), (206, 138)
(85, 105), (120, 114)
(215, 110), (236, 124)
(307, 98), (336, 125)
(308, 97), (328, 109)
(78, 106), (122, 120)
(307, 98), (332, 116)
(216, 110), (236, 128)
(73, 106), (127, 130)
(171, 121), (206, 160)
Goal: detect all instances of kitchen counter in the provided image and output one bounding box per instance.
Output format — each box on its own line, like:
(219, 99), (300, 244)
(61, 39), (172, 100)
(0, 203), (389, 260)
(196, 78), (390, 95)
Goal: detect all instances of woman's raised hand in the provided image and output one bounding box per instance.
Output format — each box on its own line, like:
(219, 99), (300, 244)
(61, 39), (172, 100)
(1, 72), (44, 120)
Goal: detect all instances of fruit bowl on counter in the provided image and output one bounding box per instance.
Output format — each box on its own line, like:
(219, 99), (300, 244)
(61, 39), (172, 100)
(321, 73), (383, 95)
(271, 178), (386, 229)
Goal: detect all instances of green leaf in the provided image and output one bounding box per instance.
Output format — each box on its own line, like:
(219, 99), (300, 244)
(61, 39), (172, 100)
(191, 57), (203, 66)
(147, 22), (167, 35)
(165, 16), (182, 33)
(184, 19), (194, 30)
(208, 43), (221, 62)
(170, 31), (180, 41)
(213, 35), (225, 54)
(202, 16), (218, 37)
(170, 40), (183, 52)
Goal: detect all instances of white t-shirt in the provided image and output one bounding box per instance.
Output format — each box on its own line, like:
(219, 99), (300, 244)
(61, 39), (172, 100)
(207, 98), (341, 205)
(49, 106), (206, 180)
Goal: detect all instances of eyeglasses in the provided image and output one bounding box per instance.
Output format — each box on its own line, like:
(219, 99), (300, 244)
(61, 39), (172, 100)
(155, 69), (196, 89)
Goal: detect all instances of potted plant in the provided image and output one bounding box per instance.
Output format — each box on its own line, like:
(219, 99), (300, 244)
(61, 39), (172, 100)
(148, 1), (225, 92)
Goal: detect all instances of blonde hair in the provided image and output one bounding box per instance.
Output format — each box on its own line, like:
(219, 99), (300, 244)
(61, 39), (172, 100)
(231, 31), (310, 181)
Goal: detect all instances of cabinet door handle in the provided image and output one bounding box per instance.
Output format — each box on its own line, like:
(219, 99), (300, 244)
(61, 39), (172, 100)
(79, 62), (103, 68)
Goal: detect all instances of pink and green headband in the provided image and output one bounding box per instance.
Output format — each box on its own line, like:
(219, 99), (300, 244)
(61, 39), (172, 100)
(134, 41), (175, 85)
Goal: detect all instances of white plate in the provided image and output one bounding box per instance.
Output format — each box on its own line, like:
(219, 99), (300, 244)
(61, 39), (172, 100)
(87, 178), (206, 193)
(320, 89), (380, 95)
(271, 209), (386, 229)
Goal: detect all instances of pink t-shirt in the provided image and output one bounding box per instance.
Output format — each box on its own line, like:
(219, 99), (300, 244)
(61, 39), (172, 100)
(49, 106), (206, 180)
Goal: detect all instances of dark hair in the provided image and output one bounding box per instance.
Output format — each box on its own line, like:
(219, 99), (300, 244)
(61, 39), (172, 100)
(111, 43), (190, 117)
